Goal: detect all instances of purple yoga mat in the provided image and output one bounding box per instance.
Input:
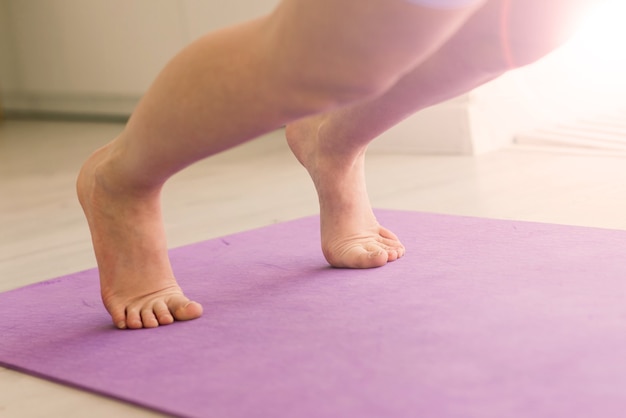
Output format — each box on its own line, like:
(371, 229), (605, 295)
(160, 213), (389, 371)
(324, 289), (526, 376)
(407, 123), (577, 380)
(1, 210), (626, 417)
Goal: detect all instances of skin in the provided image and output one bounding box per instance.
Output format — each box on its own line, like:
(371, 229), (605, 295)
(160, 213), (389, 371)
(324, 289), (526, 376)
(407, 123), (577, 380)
(77, 0), (593, 329)
(286, 0), (591, 268)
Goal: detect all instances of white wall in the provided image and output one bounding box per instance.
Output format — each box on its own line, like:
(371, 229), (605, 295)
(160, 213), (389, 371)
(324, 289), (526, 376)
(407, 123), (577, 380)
(0, 0), (17, 95)
(15, 1), (186, 95)
(182, 0), (279, 40)
(0, 0), (279, 116)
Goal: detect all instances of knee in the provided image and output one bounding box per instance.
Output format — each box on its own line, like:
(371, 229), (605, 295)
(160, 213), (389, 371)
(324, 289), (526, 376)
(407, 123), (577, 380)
(502, 27), (573, 69)
(462, 0), (588, 75)
(263, 32), (399, 116)
(272, 63), (396, 117)
(474, 26), (573, 76)
(492, 0), (589, 70)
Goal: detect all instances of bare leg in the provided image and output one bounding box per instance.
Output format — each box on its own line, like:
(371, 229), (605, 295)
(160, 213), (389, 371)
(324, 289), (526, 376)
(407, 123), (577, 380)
(77, 0), (484, 329)
(286, 0), (592, 268)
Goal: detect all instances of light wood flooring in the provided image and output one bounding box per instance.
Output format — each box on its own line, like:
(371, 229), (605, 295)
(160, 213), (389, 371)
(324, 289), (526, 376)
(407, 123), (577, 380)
(1, 119), (625, 417)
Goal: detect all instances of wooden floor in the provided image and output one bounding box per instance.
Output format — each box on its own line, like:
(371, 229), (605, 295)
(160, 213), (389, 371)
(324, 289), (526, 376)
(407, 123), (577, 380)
(1, 119), (625, 417)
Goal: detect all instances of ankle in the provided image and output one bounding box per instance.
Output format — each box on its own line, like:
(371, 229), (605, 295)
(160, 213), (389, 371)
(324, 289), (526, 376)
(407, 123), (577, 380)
(91, 142), (163, 199)
(316, 119), (368, 162)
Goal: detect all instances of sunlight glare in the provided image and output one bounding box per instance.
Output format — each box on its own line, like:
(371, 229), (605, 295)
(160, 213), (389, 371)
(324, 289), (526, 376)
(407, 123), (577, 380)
(567, 0), (626, 80)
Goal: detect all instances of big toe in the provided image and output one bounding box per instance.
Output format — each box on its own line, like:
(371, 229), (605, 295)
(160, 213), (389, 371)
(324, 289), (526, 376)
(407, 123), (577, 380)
(330, 245), (389, 269)
(172, 299), (204, 321)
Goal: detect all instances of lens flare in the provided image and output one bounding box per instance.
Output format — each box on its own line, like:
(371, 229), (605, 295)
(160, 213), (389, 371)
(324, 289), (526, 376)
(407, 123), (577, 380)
(566, 0), (626, 89)
(507, 0), (626, 122)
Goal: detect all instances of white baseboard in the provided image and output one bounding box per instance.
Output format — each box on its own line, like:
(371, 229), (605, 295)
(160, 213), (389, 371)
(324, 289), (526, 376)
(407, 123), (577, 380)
(1, 91), (139, 118)
(368, 96), (475, 155)
(2, 91), (509, 156)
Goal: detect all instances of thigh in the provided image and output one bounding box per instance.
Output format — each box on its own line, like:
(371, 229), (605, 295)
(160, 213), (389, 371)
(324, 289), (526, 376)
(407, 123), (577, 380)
(429, 0), (597, 72)
(405, 0), (484, 9)
(264, 0), (485, 85)
(502, 0), (597, 66)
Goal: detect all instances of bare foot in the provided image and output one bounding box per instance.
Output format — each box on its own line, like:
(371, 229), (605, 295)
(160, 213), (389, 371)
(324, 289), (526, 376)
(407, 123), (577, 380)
(77, 141), (203, 329)
(286, 115), (405, 268)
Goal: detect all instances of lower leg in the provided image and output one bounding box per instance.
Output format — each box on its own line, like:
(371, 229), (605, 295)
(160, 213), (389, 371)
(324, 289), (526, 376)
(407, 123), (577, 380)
(78, 0), (483, 328)
(287, 0), (592, 268)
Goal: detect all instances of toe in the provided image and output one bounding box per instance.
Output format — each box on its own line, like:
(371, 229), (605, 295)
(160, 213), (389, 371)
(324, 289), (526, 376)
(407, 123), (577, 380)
(125, 308), (143, 329)
(379, 226), (400, 241)
(107, 306), (128, 329)
(111, 314), (128, 330)
(153, 301), (175, 325)
(141, 307), (160, 328)
(106, 291), (202, 330)
(363, 245), (389, 268)
(340, 245), (388, 269)
(386, 247), (399, 262)
(378, 238), (405, 262)
(172, 300), (204, 321)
